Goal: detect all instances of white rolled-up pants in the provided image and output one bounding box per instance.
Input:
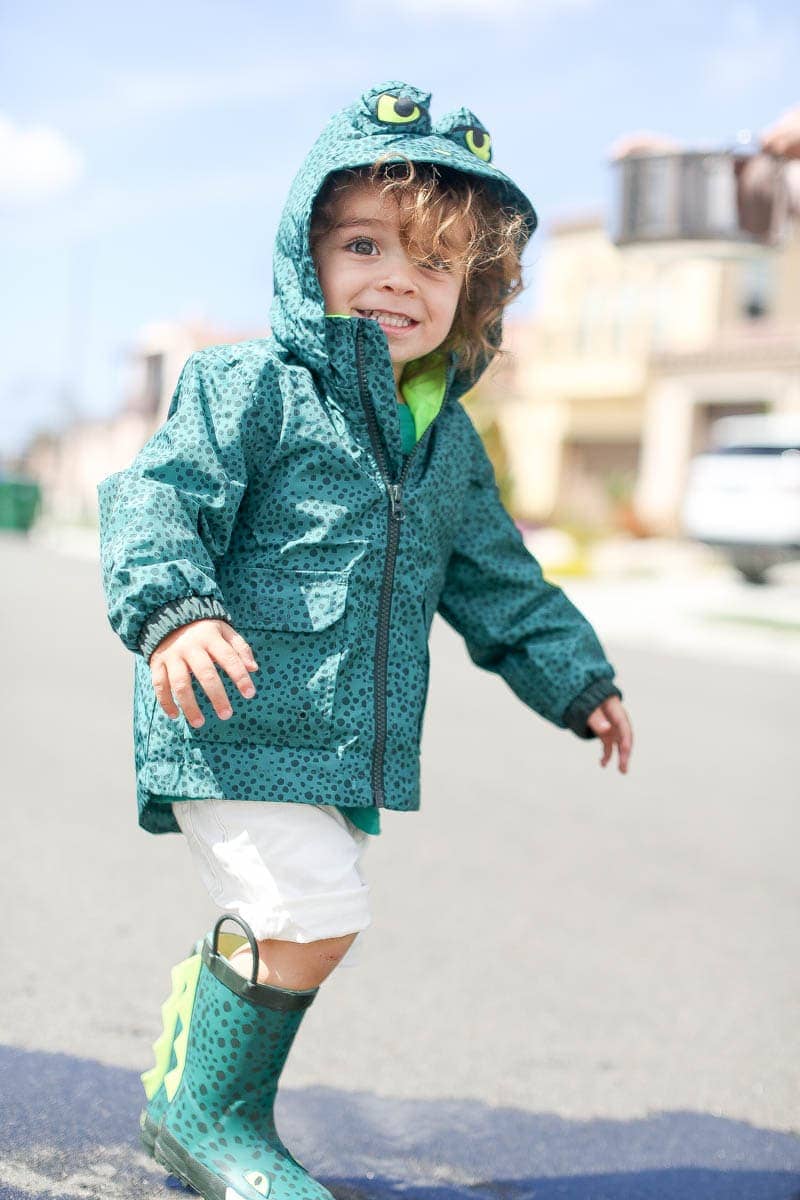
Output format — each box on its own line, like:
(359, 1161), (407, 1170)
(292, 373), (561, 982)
(171, 799), (373, 968)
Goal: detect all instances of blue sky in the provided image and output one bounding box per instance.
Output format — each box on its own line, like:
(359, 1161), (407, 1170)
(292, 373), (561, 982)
(1, 0), (797, 458)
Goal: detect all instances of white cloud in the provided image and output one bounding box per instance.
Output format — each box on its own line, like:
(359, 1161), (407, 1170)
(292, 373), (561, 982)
(0, 114), (84, 201)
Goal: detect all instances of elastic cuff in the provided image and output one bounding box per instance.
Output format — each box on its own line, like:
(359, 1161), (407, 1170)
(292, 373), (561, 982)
(138, 594), (232, 662)
(562, 678), (623, 740)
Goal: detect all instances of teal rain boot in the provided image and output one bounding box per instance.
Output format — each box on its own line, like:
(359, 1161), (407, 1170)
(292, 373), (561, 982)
(139, 929), (309, 1168)
(151, 915), (335, 1200)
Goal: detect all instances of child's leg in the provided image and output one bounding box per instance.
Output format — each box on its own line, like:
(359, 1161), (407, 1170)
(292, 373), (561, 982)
(142, 800), (370, 1195)
(171, 797), (372, 982)
(222, 803), (370, 985)
(228, 931), (358, 988)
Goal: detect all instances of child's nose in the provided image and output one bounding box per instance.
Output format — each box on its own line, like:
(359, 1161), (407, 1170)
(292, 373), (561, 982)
(378, 269), (418, 295)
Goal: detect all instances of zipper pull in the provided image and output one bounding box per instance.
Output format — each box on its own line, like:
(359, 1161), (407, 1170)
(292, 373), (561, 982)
(387, 483), (405, 520)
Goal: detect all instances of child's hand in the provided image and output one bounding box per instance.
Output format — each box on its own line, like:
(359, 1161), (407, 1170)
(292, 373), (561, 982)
(760, 104), (800, 160)
(586, 695), (632, 774)
(149, 619), (259, 728)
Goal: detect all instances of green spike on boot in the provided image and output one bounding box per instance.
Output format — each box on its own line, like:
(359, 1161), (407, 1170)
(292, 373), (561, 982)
(139, 933), (247, 1159)
(151, 915), (335, 1200)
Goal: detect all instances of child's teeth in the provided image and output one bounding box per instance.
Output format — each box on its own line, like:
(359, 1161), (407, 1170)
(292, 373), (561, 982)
(363, 310), (413, 327)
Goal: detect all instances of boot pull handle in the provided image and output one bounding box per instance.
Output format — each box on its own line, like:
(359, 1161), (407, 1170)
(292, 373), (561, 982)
(211, 914), (260, 986)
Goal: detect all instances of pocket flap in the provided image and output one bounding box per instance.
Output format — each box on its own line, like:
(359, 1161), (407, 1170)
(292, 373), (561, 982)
(221, 566), (350, 632)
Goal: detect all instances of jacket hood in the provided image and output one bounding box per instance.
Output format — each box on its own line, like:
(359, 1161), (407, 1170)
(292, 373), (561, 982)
(269, 80), (538, 402)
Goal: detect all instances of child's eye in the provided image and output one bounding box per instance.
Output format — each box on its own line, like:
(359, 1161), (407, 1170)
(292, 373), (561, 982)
(419, 256), (452, 273)
(345, 237), (379, 256)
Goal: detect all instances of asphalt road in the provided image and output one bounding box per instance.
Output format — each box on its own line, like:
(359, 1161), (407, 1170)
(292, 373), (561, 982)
(1, 531), (798, 1199)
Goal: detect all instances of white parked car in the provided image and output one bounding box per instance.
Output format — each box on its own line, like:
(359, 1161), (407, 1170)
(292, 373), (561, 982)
(680, 414), (800, 584)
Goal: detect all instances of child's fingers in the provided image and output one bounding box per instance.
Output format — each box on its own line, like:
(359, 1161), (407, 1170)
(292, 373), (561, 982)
(587, 701), (633, 774)
(160, 658), (207, 728)
(207, 630), (258, 701)
(183, 648), (238, 724)
(617, 722), (633, 773)
(587, 709), (614, 769)
(587, 707), (613, 738)
(149, 620), (258, 727)
(151, 660), (179, 719)
(599, 731), (613, 768)
(217, 623), (259, 672)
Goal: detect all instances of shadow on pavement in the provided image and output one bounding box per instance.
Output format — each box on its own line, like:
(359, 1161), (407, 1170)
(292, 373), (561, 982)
(0, 1046), (798, 1200)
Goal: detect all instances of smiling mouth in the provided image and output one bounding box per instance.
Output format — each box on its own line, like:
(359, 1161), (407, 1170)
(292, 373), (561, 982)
(355, 308), (419, 329)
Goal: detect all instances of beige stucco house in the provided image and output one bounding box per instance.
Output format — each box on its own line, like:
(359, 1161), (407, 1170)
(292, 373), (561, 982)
(488, 209), (800, 535)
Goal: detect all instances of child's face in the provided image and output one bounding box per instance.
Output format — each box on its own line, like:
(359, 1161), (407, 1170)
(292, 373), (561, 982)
(312, 180), (466, 380)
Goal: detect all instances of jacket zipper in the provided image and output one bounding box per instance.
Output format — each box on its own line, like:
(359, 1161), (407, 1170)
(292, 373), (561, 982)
(355, 321), (423, 807)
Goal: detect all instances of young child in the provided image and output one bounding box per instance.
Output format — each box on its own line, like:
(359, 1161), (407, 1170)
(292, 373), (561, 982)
(98, 80), (632, 1200)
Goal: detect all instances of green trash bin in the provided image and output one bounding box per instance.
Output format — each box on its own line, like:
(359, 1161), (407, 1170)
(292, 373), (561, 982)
(0, 476), (42, 532)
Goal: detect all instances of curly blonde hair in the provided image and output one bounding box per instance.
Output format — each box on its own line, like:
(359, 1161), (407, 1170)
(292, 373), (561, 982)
(309, 155), (529, 380)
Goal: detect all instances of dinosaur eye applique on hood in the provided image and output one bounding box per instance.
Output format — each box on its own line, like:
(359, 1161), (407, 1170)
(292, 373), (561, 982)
(269, 80), (538, 395)
(434, 107), (492, 163)
(366, 91), (491, 161)
(369, 86), (432, 131)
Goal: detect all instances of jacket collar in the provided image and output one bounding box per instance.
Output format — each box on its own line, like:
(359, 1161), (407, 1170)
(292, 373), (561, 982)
(318, 315), (457, 475)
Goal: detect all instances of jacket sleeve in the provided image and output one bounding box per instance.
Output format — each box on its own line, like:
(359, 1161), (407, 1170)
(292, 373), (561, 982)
(97, 349), (265, 661)
(435, 425), (623, 740)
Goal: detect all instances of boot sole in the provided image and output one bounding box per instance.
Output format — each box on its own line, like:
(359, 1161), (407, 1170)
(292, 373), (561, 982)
(141, 1114), (197, 1194)
(140, 1111), (158, 1157)
(154, 1126), (245, 1200)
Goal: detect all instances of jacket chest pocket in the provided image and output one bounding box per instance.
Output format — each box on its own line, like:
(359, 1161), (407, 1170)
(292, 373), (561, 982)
(183, 565), (357, 749)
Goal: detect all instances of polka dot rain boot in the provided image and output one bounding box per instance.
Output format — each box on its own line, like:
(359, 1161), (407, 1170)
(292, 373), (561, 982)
(150, 915), (334, 1200)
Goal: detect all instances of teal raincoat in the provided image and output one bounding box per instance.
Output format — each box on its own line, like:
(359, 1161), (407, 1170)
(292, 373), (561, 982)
(97, 81), (622, 836)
